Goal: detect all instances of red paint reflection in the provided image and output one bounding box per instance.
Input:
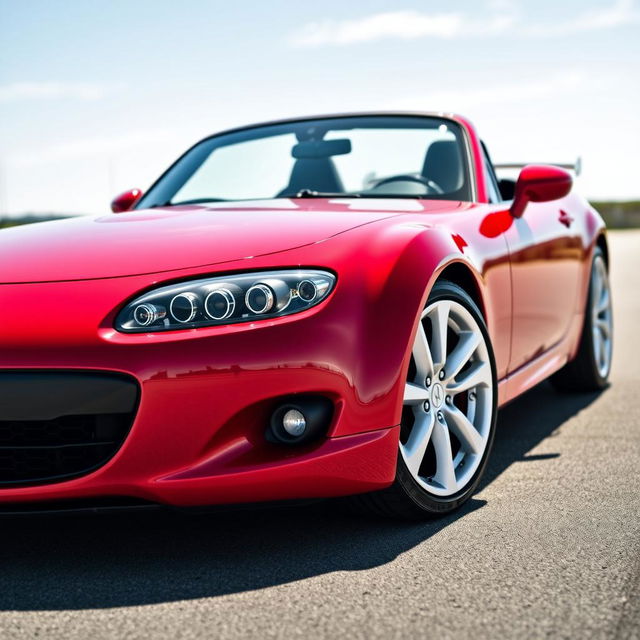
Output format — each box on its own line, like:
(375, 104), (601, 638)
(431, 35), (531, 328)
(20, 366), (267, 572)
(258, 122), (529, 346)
(479, 209), (514, 238)
(452, 233), (468, 252)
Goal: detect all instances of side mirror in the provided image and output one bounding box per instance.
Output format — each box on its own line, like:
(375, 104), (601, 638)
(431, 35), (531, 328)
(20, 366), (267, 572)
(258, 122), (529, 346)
(511, 165), (572, 218)
(111, 188), (143, 213)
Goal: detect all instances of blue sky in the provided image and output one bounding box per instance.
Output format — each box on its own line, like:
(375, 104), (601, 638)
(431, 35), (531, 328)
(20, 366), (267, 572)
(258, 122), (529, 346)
(1, 0), (639, 215)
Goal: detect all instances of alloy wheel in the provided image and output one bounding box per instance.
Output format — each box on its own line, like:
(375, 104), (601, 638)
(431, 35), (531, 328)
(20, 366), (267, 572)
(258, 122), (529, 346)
(591, 255), (613, 379)
(401, 299), (494, 497)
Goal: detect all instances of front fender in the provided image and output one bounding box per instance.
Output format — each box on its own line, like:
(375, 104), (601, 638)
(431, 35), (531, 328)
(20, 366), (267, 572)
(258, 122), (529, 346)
(327, 222), (486, 435)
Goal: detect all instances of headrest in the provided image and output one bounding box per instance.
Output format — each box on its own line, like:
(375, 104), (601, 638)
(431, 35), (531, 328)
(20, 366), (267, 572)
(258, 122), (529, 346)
(421, 140), (464, 193)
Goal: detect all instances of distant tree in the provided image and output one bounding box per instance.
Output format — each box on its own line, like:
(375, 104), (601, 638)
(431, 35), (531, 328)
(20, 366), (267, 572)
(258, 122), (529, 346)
(0, 214), (73, 229)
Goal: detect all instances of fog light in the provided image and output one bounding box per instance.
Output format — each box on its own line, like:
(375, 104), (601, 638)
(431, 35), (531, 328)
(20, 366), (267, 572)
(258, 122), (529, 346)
(282, 409), (306, 437)
(268, 395), (334, 445)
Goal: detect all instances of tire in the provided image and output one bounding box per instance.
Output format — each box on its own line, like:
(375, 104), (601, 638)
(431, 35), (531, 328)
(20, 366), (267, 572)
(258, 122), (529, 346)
(352, 280), (498, 519)
(551, 247), (613, 392)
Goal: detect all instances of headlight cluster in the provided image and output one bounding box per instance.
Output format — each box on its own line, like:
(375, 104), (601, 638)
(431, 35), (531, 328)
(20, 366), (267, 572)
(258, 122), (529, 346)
(115, 270), (336, 333)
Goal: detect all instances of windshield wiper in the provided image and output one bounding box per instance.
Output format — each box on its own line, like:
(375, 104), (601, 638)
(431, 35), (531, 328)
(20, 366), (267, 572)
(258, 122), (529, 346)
(167, 197), (228, 206)
(295, 189), (360, 198)
(294, 189), (425, 199)
(149, 197), (228, 208)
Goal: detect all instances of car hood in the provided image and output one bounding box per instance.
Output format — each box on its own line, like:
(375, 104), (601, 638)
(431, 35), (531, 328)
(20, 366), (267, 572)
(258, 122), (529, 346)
(0, 198), (464, 283)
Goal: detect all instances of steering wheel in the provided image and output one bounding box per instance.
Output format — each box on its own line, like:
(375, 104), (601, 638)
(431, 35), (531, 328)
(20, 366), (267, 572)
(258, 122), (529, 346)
(373, 174), (445, 195)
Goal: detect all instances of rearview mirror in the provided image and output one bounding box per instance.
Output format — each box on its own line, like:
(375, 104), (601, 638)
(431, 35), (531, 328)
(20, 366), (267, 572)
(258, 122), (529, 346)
(111, 188), (143, 213)
(511, 165), (572, 218)
(292, 139), (352, 159)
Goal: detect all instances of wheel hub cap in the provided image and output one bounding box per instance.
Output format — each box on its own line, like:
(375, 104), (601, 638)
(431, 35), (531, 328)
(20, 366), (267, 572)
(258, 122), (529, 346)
(431, 382), (445, 408)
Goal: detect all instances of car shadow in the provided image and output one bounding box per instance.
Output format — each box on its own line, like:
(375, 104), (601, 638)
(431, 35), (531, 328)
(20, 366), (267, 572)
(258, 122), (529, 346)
(0, 381), (603, 611)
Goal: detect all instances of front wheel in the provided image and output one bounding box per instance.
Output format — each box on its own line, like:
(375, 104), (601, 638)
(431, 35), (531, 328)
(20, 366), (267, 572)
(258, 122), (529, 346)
(353, 280), (498, 519)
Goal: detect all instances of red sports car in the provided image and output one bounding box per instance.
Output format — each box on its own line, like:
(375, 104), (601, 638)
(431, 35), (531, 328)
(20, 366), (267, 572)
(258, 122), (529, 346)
(0, 113), (612, 518)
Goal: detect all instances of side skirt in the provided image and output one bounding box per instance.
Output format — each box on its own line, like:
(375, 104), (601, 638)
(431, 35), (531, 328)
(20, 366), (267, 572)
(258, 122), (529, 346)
(497, 312), (584, 407)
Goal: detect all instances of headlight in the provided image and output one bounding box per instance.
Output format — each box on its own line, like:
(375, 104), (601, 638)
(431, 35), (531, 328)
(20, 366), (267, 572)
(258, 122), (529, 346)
(115, 269), (336, 333)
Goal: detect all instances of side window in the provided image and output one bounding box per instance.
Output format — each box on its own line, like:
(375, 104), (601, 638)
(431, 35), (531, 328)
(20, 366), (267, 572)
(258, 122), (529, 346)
(481, 141), (502, 203)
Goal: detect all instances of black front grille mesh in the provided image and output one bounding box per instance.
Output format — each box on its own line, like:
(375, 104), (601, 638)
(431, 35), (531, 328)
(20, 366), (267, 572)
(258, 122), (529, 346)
(0, 415), (132, 484)
(0, 372), (138, 486)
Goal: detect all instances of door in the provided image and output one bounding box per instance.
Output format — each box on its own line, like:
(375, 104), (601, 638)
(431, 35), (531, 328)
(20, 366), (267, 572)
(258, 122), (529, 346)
(504, 201), (583, 373)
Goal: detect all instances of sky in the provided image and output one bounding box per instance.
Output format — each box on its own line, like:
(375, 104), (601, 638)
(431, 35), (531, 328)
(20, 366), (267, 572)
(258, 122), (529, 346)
(0, 0), (639, 216)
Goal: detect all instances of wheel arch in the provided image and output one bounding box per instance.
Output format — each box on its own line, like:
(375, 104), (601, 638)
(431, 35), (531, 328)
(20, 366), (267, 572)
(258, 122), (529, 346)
(374, 229), (491, 373)
(435, 261), (487, 321)
(596, 233), (609, 269)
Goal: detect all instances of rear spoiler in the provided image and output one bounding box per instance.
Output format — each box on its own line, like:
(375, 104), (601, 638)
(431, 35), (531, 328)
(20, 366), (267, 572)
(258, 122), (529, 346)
(494, 157), (582, 177)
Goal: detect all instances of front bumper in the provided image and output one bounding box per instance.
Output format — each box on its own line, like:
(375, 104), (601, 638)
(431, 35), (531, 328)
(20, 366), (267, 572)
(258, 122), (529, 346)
(0, 270), (402, 507)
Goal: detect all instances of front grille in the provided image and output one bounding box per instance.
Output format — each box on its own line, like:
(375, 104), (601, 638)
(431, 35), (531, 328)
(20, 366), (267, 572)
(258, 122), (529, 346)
(0, 372), (138, 486)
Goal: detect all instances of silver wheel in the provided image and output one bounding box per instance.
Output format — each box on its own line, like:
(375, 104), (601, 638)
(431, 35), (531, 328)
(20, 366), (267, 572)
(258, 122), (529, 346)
(401, 299), (494, 497)
(591, 255), (613, 379)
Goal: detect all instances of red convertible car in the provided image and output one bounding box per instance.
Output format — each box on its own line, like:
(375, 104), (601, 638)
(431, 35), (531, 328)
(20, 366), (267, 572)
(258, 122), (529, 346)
(0, 113), (612, 518)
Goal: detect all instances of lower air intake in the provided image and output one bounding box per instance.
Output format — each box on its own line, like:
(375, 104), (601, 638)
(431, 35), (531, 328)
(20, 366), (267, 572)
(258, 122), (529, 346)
(0, 372), (138, 486)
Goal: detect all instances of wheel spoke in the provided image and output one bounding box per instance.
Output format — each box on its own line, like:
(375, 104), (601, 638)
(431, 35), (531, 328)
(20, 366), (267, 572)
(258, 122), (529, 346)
(596, 318), (611, 339)
(447, 360), (491, 394)
(596, 288), (610, 314)
(428, 302), (450, 370)
(593, 271), (603, 309)
(431, 420), (456, 492)
(402, 413), (435, 476)
(599, 331), (608, 368)
(593, 327), (603, 365)
(404, 382), (430, 405)
(444, 405), (483, 455)
(412, 321), (434, 381)
(444, 331), (480, 382)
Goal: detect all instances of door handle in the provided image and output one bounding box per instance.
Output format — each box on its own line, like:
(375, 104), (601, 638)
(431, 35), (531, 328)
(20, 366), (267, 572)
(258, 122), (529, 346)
(558, 210), (574, 227)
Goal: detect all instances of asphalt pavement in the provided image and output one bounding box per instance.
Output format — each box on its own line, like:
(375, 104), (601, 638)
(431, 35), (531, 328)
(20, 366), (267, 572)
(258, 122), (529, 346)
(0, 230), (638, 639)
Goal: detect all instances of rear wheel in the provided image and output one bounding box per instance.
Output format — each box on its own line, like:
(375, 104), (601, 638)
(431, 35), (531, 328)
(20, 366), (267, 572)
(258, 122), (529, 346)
(353, 281), (497, 519)
(551, 247), (613, 392)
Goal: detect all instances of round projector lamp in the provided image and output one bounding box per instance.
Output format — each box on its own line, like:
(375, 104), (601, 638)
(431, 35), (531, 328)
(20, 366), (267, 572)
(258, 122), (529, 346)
(297, 279), (317, 302)
(245, 284), (275, 314)
(133, 303), (165, 327)
(282, 409), (306, 437)
(133, 304), (155, 326)
(169, 292), (199, 323)
(204, 288), (235, 320)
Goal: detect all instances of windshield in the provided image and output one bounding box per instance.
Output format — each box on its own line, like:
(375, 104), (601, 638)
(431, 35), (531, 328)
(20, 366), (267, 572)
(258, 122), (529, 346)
(137, 115), (472, 208)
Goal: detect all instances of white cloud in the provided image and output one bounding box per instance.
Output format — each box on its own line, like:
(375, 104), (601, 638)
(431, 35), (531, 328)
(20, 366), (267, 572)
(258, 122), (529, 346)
(289, 9), (517, 48)
(526, 0), (640, 36)
(389, 71), (587, 111)
(289, 0), (638, 47)
(0, 82), (116, 103)
(289, 11), (463, 47)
